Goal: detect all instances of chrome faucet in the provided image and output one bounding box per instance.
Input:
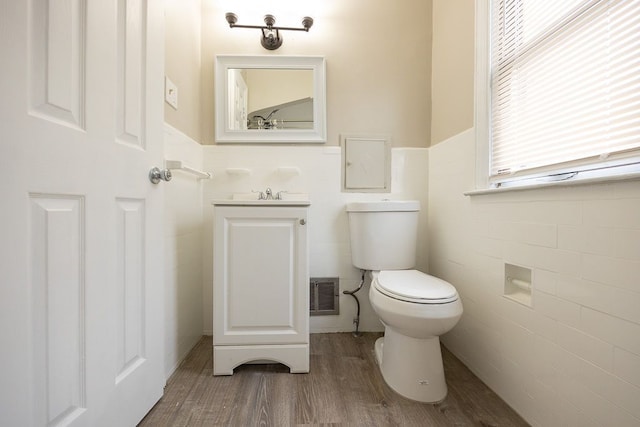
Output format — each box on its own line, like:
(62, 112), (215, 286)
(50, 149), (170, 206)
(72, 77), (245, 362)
(253, 187), (285, 200)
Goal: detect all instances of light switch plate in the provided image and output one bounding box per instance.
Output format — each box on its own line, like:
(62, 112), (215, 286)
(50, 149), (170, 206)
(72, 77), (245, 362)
(165, 76), (178, 109)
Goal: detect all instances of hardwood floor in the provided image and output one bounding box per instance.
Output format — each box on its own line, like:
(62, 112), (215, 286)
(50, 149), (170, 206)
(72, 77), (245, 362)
(139, 334), (529, 426)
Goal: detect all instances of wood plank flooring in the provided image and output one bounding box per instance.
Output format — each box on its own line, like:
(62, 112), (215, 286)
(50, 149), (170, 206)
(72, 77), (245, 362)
(139, 334), (529, 426)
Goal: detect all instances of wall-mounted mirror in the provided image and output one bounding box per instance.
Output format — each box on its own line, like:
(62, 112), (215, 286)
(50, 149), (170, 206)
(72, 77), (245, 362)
(215, 55), (326, 143)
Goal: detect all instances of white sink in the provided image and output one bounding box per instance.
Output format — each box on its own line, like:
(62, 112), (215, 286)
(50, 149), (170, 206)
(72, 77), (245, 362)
(213, 193), (310, 206)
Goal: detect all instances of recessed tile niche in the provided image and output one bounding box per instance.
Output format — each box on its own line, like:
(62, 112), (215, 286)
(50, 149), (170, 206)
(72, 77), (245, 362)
(504, 263), (532, 307)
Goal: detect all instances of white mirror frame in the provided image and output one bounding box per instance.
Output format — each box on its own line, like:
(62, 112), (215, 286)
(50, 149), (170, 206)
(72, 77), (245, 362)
(215, 55), (327, 144)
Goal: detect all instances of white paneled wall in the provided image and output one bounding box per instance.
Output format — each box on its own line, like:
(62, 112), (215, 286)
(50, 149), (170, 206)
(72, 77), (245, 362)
(202, 145), (429, 334)
(163, 124), (205, 378)
(429, 129), (640, 426)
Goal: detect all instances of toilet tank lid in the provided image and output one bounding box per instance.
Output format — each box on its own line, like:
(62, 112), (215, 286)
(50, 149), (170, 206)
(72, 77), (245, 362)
(346, 200), (420, 212)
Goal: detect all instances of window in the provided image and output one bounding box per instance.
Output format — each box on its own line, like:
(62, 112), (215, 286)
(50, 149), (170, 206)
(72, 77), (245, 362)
(485, 0), (640, 189)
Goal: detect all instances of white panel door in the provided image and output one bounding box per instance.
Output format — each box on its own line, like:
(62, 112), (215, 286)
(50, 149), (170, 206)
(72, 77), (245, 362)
(0, 1), (164, 426)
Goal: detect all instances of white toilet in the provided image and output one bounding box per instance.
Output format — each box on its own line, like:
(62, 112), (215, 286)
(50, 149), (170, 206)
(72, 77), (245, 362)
(346, 200), (463, 403)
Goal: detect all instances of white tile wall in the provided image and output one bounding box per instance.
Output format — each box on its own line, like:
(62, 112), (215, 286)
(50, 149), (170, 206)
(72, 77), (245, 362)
(201, 145), (429, 334)
(162, 125), (639, 425)
(430, 128), (640, 426)
(163, 124), (205, 378)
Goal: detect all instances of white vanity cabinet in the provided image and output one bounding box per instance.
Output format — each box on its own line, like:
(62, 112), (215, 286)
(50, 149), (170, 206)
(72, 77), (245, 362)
(212, 201), (310, 375)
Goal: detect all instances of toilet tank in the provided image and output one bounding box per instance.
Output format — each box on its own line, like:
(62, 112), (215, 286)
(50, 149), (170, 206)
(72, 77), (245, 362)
(346, 200), (420, 270)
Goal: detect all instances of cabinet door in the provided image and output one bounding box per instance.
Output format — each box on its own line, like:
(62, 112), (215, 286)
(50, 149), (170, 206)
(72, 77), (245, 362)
(214, 206), (309, 346)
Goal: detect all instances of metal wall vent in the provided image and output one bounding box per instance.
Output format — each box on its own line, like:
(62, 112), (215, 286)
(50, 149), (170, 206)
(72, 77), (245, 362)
(310, 277), (339, 315)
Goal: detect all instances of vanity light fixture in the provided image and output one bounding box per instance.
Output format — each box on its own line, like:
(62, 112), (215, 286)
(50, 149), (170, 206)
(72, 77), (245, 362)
(225, 12), (314, 50)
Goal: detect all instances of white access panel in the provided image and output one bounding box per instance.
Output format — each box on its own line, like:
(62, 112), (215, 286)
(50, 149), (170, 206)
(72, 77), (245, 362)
(342, 136), (391, 192)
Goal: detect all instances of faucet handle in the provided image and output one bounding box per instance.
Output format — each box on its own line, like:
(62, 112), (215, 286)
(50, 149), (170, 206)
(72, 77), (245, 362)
(251, 189), (266, 200)
(275, 190), (288, 200)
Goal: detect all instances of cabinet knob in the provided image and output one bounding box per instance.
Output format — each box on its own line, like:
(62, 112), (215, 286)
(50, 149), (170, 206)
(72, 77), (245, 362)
(299, 219), (306, 225)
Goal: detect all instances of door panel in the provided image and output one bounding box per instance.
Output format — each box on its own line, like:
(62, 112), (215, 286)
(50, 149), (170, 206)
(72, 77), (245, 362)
(214, 207), (309, 346)
(29, 0), (86, 128)
(29, 195), (86, 426)
(115, 198), (145, 384)
(116, 0), (146, 147)
(0, 0), (164, 425)
(228, 219), (297, 330)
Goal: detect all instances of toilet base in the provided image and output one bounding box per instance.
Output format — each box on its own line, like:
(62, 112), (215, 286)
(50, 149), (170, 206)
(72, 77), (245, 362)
(374, 329), (447, 403)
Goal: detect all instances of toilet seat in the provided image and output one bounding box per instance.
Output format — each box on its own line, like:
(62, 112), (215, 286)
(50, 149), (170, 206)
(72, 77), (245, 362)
(374, 270), (458, 304)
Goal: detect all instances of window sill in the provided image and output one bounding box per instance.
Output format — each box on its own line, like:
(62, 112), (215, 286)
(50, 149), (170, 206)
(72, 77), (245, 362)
(464, 171), (640, 196)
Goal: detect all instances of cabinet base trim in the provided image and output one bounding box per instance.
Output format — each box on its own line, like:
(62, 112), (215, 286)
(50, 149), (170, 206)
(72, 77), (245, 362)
(213, 344), (309, 375)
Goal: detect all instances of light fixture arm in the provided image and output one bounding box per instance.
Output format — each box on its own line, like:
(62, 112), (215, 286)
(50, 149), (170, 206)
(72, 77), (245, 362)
(225, 13), (314, 50)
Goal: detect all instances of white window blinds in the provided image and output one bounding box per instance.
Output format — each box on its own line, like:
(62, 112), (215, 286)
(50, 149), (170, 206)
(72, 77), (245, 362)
(490, 0), (640, 184)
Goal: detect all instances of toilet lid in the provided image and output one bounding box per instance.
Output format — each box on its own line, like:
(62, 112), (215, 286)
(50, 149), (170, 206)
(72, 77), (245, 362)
(375, 270), (458, 304)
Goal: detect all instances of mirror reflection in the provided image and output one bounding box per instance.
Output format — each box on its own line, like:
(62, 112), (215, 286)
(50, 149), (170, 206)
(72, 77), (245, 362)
(215, 55), (325, 143)
(228, 69), (314, 130)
